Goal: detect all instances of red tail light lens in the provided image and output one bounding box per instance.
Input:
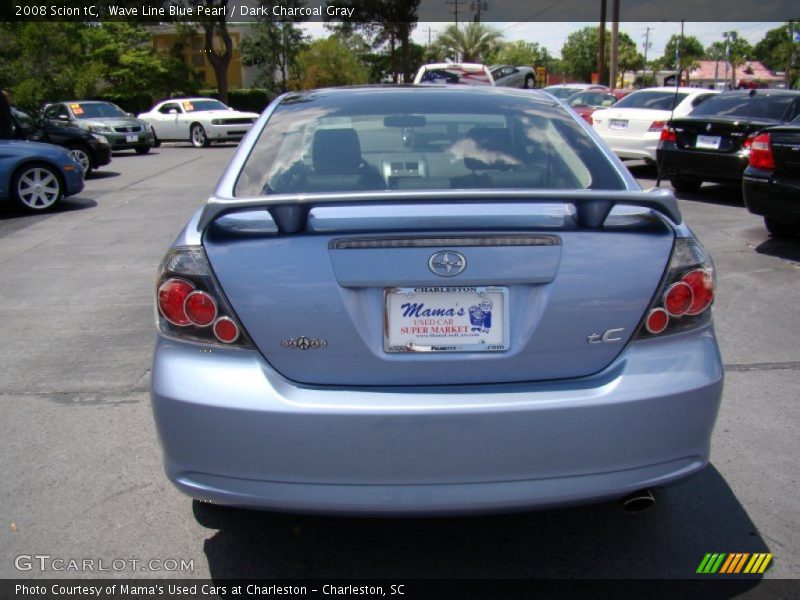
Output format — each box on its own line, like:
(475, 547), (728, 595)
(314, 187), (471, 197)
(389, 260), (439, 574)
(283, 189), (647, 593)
(213, 317), (240, 344)
(682, 268), (714, 315)
(155, 247), (252, 348)
(660, 126), (676, 143)
(184, 290), (217, 327)
(649, 120), (667, 132)
(635, 239), (715, 339)
(645, 308), (669, 334)
(749, 133), (775, 170)
(663, 281), (693, 316)
(158, 279), (195, 326)
(587, 116), (594, 125)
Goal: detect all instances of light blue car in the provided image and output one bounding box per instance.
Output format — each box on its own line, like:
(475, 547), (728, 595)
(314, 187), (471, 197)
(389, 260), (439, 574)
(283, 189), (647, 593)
(0, 140), (84, 211)
(151, 86), (723, 515)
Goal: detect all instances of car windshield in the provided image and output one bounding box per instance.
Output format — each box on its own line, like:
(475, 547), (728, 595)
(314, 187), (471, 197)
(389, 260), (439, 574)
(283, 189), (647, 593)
(11, 107), (36, 129)
(689, 93), (795, 121)
(235, 89), (625, 197)
(545, 87), (582, 100)
(567, 92), (616, 108)
(612, 91), (689, 110)
(70, 102), (127, 119)
(181, 99), (230, 112)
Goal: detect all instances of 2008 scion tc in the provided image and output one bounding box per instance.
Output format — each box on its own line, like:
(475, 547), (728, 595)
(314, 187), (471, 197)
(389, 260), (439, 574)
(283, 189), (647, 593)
(150, 86), (723, 514)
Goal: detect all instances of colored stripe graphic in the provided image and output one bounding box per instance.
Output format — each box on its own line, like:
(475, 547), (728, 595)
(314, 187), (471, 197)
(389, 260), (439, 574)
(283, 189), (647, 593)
(699, 553), (773, 574)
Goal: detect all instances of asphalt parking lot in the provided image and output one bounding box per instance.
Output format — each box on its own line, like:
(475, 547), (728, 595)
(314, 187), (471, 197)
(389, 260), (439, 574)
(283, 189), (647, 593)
(0, 145), (798, 581)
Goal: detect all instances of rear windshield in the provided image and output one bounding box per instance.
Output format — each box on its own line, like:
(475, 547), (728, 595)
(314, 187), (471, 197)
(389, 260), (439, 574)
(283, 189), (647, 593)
(70, 103), (126, 119)
(234, 89), (626, 197)
(613, 91), (689, 110)
(689, 94), (795, 121)
(545, 87), (582, 100)
(418, 68), (492, 86)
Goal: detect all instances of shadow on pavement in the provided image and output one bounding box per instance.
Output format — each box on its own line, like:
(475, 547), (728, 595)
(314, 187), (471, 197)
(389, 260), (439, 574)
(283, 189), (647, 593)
(676, 184), (744, 208)
(0, 196), (97, 220)
(195, 465), (768, 585)
(756, 237), (800, 262)
(88, 170), (120, 180)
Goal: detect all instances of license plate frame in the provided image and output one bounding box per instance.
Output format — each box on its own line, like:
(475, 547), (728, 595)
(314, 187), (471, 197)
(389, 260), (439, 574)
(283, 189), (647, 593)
(695, 135), (721, 150)
(126, 134), (139, 143)
(609, 119), (628, 131)
(384, 286), (509, 353)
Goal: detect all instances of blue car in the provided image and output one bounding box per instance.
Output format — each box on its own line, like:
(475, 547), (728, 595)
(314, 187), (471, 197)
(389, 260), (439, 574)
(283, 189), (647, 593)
(0, 140), (85, 211)
(151, 87), (723, 515)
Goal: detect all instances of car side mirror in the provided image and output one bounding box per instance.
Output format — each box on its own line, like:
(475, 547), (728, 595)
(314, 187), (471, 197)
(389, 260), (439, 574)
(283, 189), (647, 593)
(127, 112), (134, 117)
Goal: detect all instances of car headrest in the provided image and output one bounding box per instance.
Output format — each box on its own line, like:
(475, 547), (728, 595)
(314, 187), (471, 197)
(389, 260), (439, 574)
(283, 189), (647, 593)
(312, 128), (362, 175)
(463, 127), (519, 171)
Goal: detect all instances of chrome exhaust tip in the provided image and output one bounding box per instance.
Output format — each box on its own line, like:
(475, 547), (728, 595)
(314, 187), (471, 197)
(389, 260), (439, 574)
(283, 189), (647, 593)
(621, 488), (655, 512)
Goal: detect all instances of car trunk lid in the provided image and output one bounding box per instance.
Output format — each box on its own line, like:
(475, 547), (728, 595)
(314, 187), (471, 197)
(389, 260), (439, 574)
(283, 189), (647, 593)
(671, 116), (780, 154)
(203, 199), (675, 386)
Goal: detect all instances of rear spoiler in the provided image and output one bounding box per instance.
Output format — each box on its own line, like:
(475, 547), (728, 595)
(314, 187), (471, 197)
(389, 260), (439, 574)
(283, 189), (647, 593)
(196, 188), (681, 234)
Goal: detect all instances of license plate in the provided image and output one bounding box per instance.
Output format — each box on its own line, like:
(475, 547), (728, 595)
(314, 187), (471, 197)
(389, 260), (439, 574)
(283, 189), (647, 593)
(609, 119), (628, 130)
(126, 135), (138, 143)
(696, 135), (721, 150)
(384, 286), (509, 353)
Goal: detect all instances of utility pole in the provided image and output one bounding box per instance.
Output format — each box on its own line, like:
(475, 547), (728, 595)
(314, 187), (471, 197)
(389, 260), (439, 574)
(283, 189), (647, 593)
(471, 1), (488, 23)
(642, 27), (652, 85)
(722, 30), (737, 89)
(445, 0), (468, 29)
(609, 0), (620, 89)
(598, 0), (607, 85)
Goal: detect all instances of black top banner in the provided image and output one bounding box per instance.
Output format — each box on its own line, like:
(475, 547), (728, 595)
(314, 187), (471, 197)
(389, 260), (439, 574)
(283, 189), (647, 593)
(2, 0), (799, 23)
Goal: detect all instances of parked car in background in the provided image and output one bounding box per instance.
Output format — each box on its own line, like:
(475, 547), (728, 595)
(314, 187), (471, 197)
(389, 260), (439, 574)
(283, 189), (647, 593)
(565, 90), (631, 123)
(0, 140), (84, 211)
(742, 113), (800, 237)
(42, 101), (153, 155)
(151, 86), (722, 515)
(138, 98), (259, 148)
(657, 89), (800, 192)
(592, 87), (718, 165)
(490, 65), (536, 88)
(413, 63), (494, 86)
(542, 83), (609, 100)
(11, 107), (111, 176)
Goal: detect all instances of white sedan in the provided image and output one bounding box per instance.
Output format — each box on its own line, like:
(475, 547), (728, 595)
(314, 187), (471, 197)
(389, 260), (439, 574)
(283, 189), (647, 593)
(591, 87), (718, 163)
(138, 98), (260, 148)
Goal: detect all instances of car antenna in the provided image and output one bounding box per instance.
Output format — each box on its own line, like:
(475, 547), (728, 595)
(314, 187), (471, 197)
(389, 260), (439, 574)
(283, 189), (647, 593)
(656, 20), (683, 188)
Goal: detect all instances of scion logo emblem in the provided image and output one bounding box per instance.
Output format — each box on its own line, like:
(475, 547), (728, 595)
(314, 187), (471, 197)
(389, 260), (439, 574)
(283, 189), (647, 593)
(428, 251), (467, 277)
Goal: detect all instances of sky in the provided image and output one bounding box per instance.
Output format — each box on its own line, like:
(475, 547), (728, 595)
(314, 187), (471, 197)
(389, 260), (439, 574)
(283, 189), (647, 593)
(301, 21), (785, 60)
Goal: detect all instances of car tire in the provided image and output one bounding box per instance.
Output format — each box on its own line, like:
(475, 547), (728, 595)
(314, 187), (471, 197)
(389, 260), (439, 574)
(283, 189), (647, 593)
(191, 123), (210, 148)
(135, 145), (151, 155)
(11, 162), (64, 212)
(66, 144), (93, 177)
(670, 176), (702, 193)
(764, 217), (799, 238)
(524, 75), (535, 89)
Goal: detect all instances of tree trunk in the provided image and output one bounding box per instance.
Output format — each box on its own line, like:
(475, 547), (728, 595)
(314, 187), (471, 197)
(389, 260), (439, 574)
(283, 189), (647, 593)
(204, 19), (233, 104)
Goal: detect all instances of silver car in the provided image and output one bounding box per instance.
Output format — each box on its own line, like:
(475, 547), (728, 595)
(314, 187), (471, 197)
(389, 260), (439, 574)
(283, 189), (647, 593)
(490, 65), (536, 88)
(43, 101), (154, 154)
(151, 86), (723, 515)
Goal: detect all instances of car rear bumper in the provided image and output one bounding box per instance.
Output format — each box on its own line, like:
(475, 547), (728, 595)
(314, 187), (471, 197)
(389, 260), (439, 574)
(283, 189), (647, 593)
(597, 132), (660, 162)
(151, 327), (723, 515)
(743, 169), (800, 220)
(658, 144), (749, 183)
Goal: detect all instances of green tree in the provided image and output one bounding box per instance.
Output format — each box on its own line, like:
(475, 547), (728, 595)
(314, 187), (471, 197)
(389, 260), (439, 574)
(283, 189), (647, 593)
(617, 33), (644, 87)
(294, 36), (369, 89)
(706, 35), (753, 86)
(753, 23), (797, 85)
(486, 40), (556, 71)
(241, 17), (307, 92)
(661, 35), (705, 82)
(431, 22), (502, 63)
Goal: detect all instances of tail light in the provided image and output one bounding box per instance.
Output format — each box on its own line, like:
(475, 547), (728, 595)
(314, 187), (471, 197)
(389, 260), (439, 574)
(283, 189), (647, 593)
(635, 238), (715, 339)
(587, 115), (594, 125)
(155, 247), (252, 347)
(659, 125), (676, 143)
(649, 120), (667, 133)
(748, 132), (775, 170)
